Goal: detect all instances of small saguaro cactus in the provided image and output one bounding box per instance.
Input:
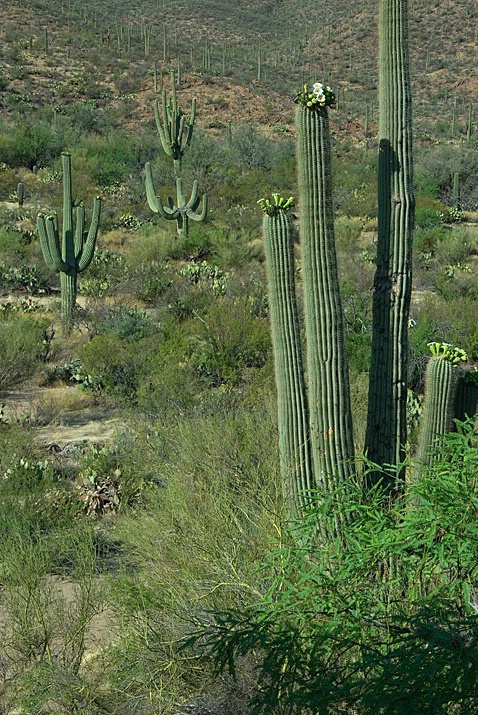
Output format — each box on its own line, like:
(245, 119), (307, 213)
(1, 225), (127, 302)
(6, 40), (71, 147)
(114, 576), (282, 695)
(145, 162), (207, 236)
(259, 193), (314, 511)
(295, 83), (355, 490)
(17, 182), (24, 206)
(454, 367), (478, 423)
(415, 342), (467, 470)
(37, 153), (101, 332)
(154, 71), (195, 172)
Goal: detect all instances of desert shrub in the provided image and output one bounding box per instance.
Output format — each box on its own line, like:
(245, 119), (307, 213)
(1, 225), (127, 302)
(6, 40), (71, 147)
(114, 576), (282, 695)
(0, 259), (49, 294)
(0, 163), (18, 199)
(77, 328), (161, 403)
(229, 123), (276, 170)
(418, 144), (478, 209)
(0, 118), (70, 169)
(103, 404), (281, 712)
(0, 315), (50, 390)
(413, 223), (448, 255)
(130, 259), (176, 304)
(189, 422), (478, 715)
(190, 295), (271, 387)
(97, 305), (154, 341)
(78, 248), (127, 298)
(434, 225), (478, 266)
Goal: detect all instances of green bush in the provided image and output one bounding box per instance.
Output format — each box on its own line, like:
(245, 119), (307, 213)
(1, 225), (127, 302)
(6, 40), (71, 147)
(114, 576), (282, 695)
(103, 404), (281, 712)
(0, 315), (50, 390)
(189, 421), (478, 715)
(190, 295), (271, 387)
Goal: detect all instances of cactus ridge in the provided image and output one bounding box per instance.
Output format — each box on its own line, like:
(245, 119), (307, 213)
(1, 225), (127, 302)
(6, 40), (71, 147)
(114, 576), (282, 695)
(262, 203), (314, 510)
(37, 153), (101, 331)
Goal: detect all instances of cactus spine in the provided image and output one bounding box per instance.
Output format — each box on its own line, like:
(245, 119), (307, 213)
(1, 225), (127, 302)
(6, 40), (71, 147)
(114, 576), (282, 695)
(260, 195), (314, 510)
(154, 72), (195, 172)
(295, 88), (355, 489)
(37, 153), (101, 332)
(145, 163), (207, 236)
(365, 0), (415, 488)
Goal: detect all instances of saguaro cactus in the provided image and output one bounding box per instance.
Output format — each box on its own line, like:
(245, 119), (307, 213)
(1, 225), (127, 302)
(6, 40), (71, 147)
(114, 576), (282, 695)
(454, 368), (478, 423)
(259, 194), (314, 510)
(154, 72), (195, 172)
(37, 153), (101, 332)
(145, 163), (207, 236)
(365, 0), (415, 488)
(17, 182), (24, 206)
(415, 343), (466, 469)
(295, 84), (355, 489)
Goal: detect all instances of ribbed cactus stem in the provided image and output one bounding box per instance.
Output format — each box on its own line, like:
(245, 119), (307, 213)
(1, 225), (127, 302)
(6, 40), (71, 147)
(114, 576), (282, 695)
(37, 153), (101, 332)
(296, 104), (355, 489)
(262, 200), (314, 510)
(145, 163), (207, 236)
(415, 356), (458, 468)
(365, 0), (414, 488)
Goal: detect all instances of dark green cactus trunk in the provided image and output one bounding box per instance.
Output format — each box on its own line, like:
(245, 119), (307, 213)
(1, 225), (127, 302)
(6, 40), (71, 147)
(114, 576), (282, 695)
(415, 356), (457, 469)
(263, 207), (314, 510)
(365, 0), (415, 488)
(296, 105), (355, 489)
(17, 182), (24, 206)
(454, 372), (478, 423)
(60, 272), (77, 328)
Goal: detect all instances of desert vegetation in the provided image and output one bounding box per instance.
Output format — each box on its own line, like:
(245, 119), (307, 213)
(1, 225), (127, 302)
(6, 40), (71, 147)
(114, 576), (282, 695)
(0, 0), (478, 713)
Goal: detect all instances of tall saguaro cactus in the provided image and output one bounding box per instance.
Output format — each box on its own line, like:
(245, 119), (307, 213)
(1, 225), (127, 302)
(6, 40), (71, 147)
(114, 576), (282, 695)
(295, 84), (355, 489)
(259, 194), (314, 510)
(365, 0), (415, 488)
(154, 71), (195, 173)
(145, 163), (207, 236)
(37, 153), (101, 332)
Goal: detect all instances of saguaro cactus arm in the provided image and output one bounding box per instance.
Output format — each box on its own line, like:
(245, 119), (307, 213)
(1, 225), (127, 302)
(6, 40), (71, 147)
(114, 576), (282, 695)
(37, 213), (68, 272)
(78, 198), (102, 271)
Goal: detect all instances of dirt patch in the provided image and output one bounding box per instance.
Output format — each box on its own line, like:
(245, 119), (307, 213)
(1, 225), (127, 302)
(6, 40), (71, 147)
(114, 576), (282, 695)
(0, 384), (124, 446)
